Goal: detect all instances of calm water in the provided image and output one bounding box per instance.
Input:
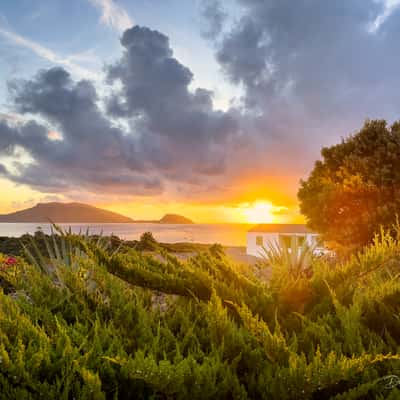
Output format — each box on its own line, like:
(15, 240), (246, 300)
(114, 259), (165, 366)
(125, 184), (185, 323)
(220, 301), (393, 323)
(0, 223), (253, 247)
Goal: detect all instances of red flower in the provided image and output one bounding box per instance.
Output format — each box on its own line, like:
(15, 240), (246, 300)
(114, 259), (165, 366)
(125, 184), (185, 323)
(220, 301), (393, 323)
(5, 257), (17, 266)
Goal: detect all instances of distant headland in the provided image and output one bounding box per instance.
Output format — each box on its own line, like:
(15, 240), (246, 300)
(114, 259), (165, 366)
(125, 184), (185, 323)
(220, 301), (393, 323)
(0, 202), (194, 224)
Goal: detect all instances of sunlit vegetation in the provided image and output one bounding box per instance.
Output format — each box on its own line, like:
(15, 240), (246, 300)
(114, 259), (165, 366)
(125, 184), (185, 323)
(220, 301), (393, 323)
(0, 227), (400, 398)
(260, 236), (316, 280)
(299, 119), (400, 251)
(0, 230), (211, 258)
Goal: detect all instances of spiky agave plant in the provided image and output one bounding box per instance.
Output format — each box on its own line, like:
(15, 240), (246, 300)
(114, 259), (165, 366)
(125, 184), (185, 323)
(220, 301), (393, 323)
(21, 224), (115, 286)
(260, 236), (316, 280)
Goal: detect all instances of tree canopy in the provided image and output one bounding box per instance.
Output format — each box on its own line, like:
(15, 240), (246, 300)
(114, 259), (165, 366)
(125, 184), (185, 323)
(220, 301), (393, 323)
(298, 119), (400, 249)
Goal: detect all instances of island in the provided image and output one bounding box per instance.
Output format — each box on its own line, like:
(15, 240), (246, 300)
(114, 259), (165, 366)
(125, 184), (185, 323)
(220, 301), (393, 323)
(159, 214), (193, 224)
(0, 202), (194, 224)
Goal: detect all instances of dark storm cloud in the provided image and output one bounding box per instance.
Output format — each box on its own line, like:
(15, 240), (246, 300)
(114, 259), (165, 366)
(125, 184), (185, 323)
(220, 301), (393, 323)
(3, 1), (400, 203)
(195, 0), (400, 188)
(200, 0), (227, 39)
(0, 122), (17, 154)
(106, 26), (238, 175)
(1, 67), (161, 194)
(213, 0), (400, 119)
(0, 26), (238, 197)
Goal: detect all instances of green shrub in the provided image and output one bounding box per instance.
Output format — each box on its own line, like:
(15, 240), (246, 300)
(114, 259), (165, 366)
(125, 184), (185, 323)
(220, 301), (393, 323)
(0, 226), (399, 398)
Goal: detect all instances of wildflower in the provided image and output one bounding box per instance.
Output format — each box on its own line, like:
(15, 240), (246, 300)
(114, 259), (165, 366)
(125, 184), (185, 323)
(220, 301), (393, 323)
(1, 256), (17, 271)
(5, 257), (17, 266)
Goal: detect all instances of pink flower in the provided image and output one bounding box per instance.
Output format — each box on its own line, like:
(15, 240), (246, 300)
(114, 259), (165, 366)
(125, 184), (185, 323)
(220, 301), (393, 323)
(5, 257), (17, 266)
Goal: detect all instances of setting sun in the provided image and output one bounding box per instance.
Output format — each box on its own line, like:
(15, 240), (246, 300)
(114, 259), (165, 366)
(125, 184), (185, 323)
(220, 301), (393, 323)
(240, 201), (287, 224)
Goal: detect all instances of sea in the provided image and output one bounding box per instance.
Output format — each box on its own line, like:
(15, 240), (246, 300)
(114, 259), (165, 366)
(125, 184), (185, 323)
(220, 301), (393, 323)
(0, 223), (253, 247)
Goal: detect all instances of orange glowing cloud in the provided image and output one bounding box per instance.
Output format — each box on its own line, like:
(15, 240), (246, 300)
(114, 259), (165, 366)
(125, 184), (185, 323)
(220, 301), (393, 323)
(47, 131), (63, 141)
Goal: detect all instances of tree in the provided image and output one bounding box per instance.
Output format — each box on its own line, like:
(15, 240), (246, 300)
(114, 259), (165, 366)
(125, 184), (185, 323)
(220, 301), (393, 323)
(138, 231), (158, 250)
(298, 119), (400, 249)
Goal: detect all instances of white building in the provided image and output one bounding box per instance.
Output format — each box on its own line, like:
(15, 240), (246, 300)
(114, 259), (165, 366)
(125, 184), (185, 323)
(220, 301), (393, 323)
(246, 224), (319, 258)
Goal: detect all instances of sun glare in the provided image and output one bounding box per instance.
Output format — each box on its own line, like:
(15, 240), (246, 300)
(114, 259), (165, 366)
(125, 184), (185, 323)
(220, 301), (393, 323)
(241, 201), (284, 224)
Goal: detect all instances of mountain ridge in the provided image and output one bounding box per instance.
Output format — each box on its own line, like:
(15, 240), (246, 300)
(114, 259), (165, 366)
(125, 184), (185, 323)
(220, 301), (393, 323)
(0, 202), (194, 224)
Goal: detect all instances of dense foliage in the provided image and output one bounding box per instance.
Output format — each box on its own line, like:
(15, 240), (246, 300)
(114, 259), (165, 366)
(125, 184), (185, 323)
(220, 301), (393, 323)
(0, 228), (400, 399)
(0, 230), (210, 257)
(298, 119), (400, 250)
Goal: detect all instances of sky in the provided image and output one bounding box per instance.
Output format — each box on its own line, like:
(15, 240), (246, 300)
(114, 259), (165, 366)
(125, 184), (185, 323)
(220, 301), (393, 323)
(0, 0), (400, 223)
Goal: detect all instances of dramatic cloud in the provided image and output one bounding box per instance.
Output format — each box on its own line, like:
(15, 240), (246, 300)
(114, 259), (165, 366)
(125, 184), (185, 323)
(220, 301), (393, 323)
(106, 26), (238, 176)
(0, 164), (8, 175)
(201, 0), (227, 39)
(202, 0), (400, 174)
(1, 68), (160, 194)
(0, 26), (238, 198)
(3, 1), (400, 206)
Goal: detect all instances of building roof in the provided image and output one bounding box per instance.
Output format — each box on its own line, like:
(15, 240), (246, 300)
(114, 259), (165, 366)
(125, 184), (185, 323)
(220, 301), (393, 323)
(248, 224), (314, 234)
